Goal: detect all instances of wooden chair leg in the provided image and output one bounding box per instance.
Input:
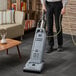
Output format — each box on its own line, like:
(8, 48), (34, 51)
(16, 45), (21, 59)
(20, 35), (23, 41)
(6, 49), (8, 55)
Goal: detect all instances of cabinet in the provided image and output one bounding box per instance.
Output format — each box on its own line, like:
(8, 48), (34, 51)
(31, 0), (42, 21)
(10, 0), (42, 30)
(24, 0), (42, 30)
(7, 0), (12, 9)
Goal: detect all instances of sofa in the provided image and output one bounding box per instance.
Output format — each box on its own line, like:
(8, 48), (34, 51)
(0, 10), (25, 39)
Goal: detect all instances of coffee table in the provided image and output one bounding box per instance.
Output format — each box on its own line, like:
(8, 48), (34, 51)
(0, 38), (22, 59)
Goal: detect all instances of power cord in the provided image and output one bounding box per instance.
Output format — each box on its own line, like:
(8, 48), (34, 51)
(38, 11), (76, 46)
(46, 14), (62, 38)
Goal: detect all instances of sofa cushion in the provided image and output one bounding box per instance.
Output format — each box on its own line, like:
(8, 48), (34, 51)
(0, 23), (22, 29)
(15, 11), (24, 24)
(3, 11), (6, 24)
(0, 11), (3, 25)
(0, 23), (24, 38)
(11, 10), (15, 23)
(0, 10), (15, 25)
(6, 10), (15, 24)
(6, 10), (12, 24)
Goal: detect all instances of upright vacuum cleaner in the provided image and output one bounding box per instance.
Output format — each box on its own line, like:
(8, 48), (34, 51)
(23, 12), (46, 72)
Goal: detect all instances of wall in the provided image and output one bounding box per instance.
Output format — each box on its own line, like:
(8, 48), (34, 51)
(0, 0), (7, 10)
(62, 0), (76, 35)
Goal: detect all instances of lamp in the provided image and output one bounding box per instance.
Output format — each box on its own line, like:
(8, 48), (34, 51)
(0, 28), (7, 44)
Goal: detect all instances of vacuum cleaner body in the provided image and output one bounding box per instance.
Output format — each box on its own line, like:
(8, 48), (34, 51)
(23, 12), (46, 72)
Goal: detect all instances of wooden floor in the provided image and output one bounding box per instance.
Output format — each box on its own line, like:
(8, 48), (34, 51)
(0, 30), (76, 76)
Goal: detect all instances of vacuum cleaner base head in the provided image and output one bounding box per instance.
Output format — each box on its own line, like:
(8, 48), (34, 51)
(23, 60), (44, 72)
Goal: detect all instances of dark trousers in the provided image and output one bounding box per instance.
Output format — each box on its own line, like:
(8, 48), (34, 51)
(46, 1), (63, 47)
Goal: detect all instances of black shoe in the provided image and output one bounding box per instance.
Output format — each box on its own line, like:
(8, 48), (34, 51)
(57, 46), (63, 52)
(46, 46), (53, 53)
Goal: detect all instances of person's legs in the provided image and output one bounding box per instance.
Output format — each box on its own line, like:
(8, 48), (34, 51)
(46, 2), (54, 53)
(54, 2), (63, 51)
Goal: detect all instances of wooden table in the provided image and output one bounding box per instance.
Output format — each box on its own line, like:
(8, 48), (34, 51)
(0, 38), (22, 59)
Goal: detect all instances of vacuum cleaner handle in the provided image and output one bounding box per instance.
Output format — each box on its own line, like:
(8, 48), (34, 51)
(40, 11), (46, 28)
(42, 11), (46, 20)
(37, 11), (46, 28)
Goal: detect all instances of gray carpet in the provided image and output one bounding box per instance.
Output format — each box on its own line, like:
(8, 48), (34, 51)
(0, 31), (76, 76)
